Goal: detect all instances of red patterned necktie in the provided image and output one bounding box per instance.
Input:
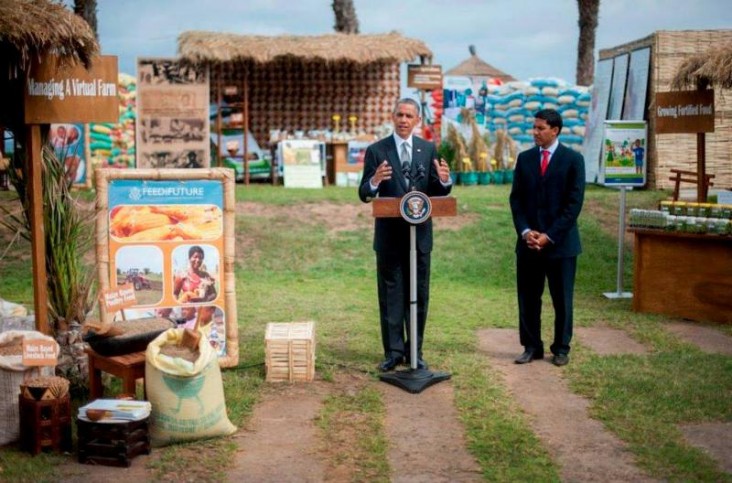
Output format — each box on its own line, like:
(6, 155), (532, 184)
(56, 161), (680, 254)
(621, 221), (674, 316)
(540, 149), (550, 176)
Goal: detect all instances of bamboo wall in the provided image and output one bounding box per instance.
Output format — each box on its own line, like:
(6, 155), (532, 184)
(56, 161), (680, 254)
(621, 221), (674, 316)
(601, 30), (732, 191)
(213, 59), (401, 148)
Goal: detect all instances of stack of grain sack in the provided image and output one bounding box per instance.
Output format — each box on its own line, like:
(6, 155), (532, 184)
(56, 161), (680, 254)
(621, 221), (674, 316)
(88, 73), (137, 169)
(441, 77), (591, 156)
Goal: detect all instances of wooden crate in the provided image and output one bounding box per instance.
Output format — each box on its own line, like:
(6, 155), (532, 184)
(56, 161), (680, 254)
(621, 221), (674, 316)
(19, 394), (72, 455)
(77, 417), (150, 467)
(265, 322), (315, 382)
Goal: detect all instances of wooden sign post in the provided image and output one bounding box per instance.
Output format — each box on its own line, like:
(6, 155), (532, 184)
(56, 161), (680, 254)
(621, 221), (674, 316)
(655, 89), (715, 202)
(22, 55), (118, 334)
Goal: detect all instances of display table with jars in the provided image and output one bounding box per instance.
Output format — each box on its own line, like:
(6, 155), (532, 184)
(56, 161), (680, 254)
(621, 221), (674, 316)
(628, 201), (732, 324)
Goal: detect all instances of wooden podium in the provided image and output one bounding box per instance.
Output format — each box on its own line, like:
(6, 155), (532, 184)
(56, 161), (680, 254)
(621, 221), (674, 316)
(372, 194), (457, 394)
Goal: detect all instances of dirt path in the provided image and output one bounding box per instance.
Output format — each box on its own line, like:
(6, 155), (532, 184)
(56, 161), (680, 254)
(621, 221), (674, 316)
(379, 380), (482, 482)
(574, 326), (648, 355)
(477, 328), (655, 482)
(679, 422), (732, 474)
(57, 450), (151, 482)
(226, 381), (330, 482)
(663, 321), (732, 355)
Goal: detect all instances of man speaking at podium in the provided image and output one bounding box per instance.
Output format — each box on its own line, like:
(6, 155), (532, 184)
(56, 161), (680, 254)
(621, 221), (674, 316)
(358, 98), (452, 372)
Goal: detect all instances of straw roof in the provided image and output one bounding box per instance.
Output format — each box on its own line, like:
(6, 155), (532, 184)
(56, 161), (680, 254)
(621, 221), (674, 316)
(0, 0), (99, 78)
(446, 53), (516, 83)
(671, 42), (732, 90)
(178, 31), (432, 65)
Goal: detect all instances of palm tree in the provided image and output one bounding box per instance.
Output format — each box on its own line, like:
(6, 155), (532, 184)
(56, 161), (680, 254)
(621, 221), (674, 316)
(74, 0), (98, 40)
(576, 0), (600, 86)
(332, 0), (359, 34)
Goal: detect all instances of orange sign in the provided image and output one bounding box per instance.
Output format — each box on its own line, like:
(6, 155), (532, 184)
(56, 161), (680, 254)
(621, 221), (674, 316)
(24, 55), (119, 124)
(655, 90), (715, 134)
(407, 65), (443, 90)
(99, 283), (138, 313)
(22, 339), (58, 366)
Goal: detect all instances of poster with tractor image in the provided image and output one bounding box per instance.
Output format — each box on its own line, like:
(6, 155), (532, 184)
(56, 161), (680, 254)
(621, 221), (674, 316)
(601, 120), (647, 187)
(95, 169), (239, 367)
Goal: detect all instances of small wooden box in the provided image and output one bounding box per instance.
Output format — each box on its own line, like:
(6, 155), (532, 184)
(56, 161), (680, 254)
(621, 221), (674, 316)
(77, 417), (151, 467)
(19, 394), (72, 455)
(265, 322), (315, 382)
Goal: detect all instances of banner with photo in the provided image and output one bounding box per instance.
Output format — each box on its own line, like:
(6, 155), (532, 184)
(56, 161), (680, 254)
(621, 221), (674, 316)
(96, 169), (238, 367)
(601, 121), (647, 187)
(335, 140), (370, 187)
(136, 58), (210, 169)
(49, 122), (90, 187)
(278, 140), (325, 188)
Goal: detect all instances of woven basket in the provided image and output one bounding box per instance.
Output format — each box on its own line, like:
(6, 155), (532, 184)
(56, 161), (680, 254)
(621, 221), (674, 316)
(84, 317), (174, 356)
(20, 376), (70, 401)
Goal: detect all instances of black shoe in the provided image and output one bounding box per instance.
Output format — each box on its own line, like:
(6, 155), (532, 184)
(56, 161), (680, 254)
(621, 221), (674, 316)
(514, 348), (544, 364)
(378, 355), (403, 372)
(551, 354), (569, 366)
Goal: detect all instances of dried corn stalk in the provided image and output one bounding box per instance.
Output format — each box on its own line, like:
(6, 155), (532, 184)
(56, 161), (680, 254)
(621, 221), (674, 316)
(446, 123), (470, 172)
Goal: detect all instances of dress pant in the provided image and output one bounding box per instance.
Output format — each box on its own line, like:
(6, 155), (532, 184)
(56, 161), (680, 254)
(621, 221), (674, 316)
(516, 251), (576, 355)
(376, 249), (430, 359)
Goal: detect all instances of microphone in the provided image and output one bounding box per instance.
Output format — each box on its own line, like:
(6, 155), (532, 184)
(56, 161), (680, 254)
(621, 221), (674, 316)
(417, 164), (426, 181)
(402, 161), (411, 181)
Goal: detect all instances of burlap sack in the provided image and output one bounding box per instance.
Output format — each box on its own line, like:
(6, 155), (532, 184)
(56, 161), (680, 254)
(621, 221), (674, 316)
(0, 330), (57, 445)
(145, 328), (235, 446)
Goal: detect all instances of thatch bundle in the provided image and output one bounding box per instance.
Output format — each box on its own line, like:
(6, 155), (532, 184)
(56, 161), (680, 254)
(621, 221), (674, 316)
(671, 42), (732, 90)
(446, 123), (470, 172)
(0, 0), (98, 78)
(178, 31), (432, 66)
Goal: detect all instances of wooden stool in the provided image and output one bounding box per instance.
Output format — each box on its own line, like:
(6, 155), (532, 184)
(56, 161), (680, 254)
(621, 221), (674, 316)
(85, 348), (146, 399)
(19, 394), (72, 455)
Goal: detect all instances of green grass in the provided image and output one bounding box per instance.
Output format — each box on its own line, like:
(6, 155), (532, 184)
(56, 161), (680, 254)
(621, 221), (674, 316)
(1, 184), (730, 482)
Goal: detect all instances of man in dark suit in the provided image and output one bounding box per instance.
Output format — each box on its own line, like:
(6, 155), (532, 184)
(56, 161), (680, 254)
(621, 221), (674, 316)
(358, 98), (452, 372)
(509, 108), (585, 367)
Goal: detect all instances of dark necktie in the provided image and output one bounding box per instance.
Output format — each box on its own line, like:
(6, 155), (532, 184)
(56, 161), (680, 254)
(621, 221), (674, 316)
(540, 149), (550, 176)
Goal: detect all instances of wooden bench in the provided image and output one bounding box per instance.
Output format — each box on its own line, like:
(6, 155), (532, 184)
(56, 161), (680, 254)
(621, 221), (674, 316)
(669, 169), (715, 201)
(86, 348), (146, 399)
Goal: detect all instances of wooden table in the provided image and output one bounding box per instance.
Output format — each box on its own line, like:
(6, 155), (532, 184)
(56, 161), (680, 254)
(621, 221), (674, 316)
(630, 228), (732, 323)
(86, 348), (146, 399)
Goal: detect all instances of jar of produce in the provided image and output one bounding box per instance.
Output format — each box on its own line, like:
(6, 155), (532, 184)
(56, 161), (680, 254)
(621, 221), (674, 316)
(672, 202), (686, 216)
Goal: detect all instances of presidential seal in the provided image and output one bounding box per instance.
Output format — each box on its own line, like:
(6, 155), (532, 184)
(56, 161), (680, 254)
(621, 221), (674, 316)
(399, 191), (432, 225)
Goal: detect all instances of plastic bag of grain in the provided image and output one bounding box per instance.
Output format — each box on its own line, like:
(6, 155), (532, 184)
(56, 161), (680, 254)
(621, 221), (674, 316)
(145, 328), (236, 446)
(0, 330), (57, 445)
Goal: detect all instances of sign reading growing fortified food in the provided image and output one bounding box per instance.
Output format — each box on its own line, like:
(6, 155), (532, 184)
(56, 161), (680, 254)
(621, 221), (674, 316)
(655, 90), (715, 134)
(95, 168), (239, 368)
(24, 55), (119, 124)
(407, 64), (443, 90)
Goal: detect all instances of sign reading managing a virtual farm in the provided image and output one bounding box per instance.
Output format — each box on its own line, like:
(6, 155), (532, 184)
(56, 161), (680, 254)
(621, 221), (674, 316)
(96, 168), (238, 367)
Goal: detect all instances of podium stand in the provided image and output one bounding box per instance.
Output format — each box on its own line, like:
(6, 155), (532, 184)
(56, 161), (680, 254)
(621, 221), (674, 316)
(372, 194), (457, 394)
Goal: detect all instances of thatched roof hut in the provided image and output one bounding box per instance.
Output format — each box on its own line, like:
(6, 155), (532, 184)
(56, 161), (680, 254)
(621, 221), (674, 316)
(0, 0), (98, 79)
(176, 31), (433, 181)
(178, 31), (432, 66)
(671, 42), (732, 90)
(445, 46), (515, 83)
